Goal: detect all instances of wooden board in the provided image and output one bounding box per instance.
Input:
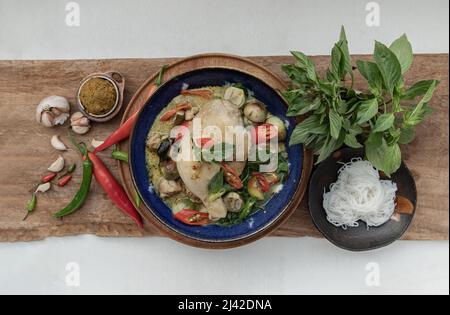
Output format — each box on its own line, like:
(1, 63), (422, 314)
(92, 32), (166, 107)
(0, 54), (448, 242)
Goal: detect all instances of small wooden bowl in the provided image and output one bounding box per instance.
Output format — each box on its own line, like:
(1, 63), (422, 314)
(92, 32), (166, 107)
(76, 71), (125, 122)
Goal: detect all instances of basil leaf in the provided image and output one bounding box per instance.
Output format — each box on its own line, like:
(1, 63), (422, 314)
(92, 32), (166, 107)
(392, 88), (402, 112)
(404, 80), (438, 127)
(316, 136), (338, 164)
(389, 34), (413, 74)
(287, 95), (321, 116)
(386, 128), (401, 146)
(331, 44), (343, 80)
(344, 134), (362, 148)
(366, 132), (383, 148)
(282, 64), (309, 85)
(208, 170), (224, 194)
(398, 127), (416, 144)
(356, 60), (383, 94)
(291, 51), (317, 82)
(298, 97), (322, 115)
(374, 41), (403, 96)
(349, 124), (363, 136)
(403, 80), (439, 100)
(373, 113), (395, 132)
(356, 98), (379, 124)
(337, 26), (353, 81)
(365, 136), (401, 176)
(329, 109), (342, 139)
(289, 116), (327, 145)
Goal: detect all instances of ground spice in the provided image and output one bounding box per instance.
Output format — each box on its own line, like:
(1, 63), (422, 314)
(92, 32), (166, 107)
(79, 77), (117, 115)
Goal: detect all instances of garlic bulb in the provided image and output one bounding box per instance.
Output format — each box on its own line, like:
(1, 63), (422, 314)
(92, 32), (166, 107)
(70, 112), (91, 135)
(36, 96), (70, 127)
(48, 156), (65, 172)
(51, 135), (67, 151)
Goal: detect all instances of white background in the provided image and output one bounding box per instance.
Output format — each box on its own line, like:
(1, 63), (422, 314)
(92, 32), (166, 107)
(0, 0), (448, 295)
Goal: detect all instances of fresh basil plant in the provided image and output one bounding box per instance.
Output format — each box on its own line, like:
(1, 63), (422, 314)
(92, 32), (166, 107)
(283, 27), (439, 176)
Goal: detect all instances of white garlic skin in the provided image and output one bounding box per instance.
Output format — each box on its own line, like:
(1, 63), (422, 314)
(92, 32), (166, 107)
(70, 112), (91, 135)
(51, 135), (67, 151)
(48, 155), (65, 172)
(36, 96), (70, 127)
(36, 182), (51, 193)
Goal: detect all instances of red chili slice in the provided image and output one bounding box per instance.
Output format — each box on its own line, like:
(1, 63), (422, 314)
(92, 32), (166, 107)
(195, 137), (214, 149)
(180, 89), (213, 98)
(174, 209), (209, 226)
(252, 123), (278, 144)
(159, 103), (192, 121)
(221, 163), (243, 189)
(252, 172), (270, 192)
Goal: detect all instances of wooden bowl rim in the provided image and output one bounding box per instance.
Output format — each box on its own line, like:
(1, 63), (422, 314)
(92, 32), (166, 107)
(118, 53), (313, 249)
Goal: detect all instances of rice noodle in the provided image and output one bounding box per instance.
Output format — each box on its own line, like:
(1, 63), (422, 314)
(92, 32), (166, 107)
(323, 158), (397, 229)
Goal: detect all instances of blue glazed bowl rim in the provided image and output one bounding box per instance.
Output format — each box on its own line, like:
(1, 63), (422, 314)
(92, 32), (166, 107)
(129, 66), (310, 244)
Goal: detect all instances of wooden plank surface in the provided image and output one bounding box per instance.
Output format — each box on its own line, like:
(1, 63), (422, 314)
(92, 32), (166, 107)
(0, 55), (448, 242)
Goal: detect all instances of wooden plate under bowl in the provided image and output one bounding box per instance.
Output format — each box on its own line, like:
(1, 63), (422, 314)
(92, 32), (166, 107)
(117, 53), (313, 249)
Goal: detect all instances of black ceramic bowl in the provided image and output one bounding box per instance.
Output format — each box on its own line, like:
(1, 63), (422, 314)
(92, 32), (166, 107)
(308, 148), (417, 251)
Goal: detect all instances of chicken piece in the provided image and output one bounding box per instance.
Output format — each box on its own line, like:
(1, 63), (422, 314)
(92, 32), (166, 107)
(176, 99), (248, 219)
(147, 132), (166, 151)
(158, 178), (182, 198)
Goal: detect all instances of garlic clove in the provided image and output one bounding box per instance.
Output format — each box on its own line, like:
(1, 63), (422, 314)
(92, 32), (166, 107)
(70, 112), (85, 123)
(72, 125), (90, 135)
(53, 113), (70, 126)
(51, 108), (62, 116)
(41, 112), (54, 128)
(36, 182), (51, 193)
(70, 112), (91, 134)
(78, 117), (90, 126)
(91, 139), (104, 148)
(48, 155), (65, 172)
(51, 135), (67, 151)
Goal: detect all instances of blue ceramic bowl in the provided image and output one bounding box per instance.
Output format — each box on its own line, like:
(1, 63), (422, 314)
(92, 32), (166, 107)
(130, 68), (305, 245)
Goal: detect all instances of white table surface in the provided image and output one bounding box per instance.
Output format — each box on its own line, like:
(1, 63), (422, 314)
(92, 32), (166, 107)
(0, 0), (448, 295)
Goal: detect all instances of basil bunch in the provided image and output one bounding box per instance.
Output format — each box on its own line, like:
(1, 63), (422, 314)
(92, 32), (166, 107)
(283, 27), (439, 176)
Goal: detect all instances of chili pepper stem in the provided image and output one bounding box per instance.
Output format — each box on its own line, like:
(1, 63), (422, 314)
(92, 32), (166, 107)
(22, 212), (30, 221)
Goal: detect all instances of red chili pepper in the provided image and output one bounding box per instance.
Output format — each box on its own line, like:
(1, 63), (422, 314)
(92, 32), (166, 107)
(251, 172), (270, 192)
(94, 65), (167, 153)
(196, 137), (214, 149)
(42, 173), (57, 183)
(221, 163), (243, 189)
(252, 123), (277, 144)
(174, 209), (209, 226)
(159, 103), (192, 122)
(88, 152), (143, 228)
(57, 174), (72, 187)
(180, 89), (213, 98)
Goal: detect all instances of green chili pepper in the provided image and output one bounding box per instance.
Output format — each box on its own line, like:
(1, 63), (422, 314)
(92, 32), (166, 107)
(111, 150), (129, 163)
(134, 189), (141, 208)
(156, 64), (168, 86)
(53, 133), (93, 218)
(23, 193), (37, 221)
